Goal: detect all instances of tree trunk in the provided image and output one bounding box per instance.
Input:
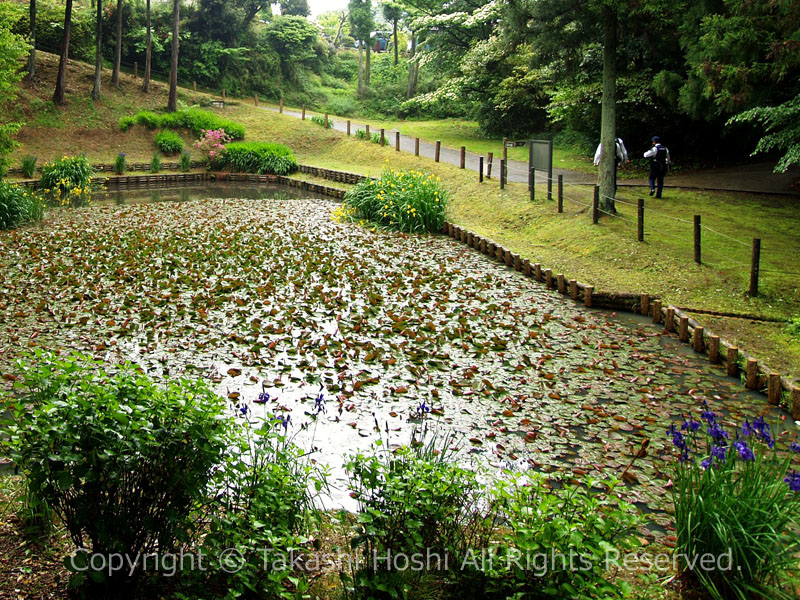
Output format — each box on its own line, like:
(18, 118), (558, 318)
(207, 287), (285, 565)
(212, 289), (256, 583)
(167, 0), (180, 112)
(142, 0), (151, 92)
(598, 6), (617, 214)
(91, 0), (102, 100)
(112, 0), (122, 86)
(365, 41), (371, 87)
(333, 12), (346, 48)
(27, 0), (36, 80)
(357, 44), (364, 97)
(53, 0), (73, 105)
(406, 33), (417, 99)
(393, 17), (398, 66)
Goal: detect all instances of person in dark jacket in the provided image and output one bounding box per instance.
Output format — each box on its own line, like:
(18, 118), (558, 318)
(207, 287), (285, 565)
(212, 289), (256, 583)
(644, 136), (671, 198)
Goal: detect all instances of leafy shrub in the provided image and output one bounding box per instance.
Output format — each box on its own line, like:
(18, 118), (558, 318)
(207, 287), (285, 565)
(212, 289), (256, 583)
(0, 182), (44, 230)
(0, 122), (22, 178)
(218, 141), (299, 175)
(344, 438), (482, 599)
(179, 413), (323, 599)
(114, 152), (126, 175)
(179, 151), (192, 172)
(194, 129), (232, 165)
(158, 108), (245, 140)
(135, 110), (160, 129)
(324, 95), (358, 117)
(39, 155), (94, 207)
(155, 130), (185, 154)
(342, 167), (448, 233)
(150, 152), (162, 173)
(310, 114), (333, 129)
(118, 115), (136, 132)
(20, 154), (37, 178)
(0, 352), (234, 589)
(667, 402), (800, 600)
(354, 128), (381, 144)
(788, 316), (800, 340)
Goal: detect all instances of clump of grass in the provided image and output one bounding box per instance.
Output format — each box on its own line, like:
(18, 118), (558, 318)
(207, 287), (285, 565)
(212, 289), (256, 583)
(154, 130), (184, 155)
(135, 111), (160, 130)
(118, 115), (136, 132)
(788, 317), (800, 341)
(341, 165), (448, 233)
(150, 153), (161, 173)
(20, 155), (37, 178)
(0, 182), (44, 229)
(39, 155), (94, 207)
(310, 114), (332, 129)
(179, 151), (192, 172)
(217, 141), (298, 175)
(114, 152), (126, 175)
(354, 128), (381, 144)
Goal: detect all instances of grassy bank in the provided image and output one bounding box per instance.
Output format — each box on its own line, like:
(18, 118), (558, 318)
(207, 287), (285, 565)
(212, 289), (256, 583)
(4, 52), (800, 381)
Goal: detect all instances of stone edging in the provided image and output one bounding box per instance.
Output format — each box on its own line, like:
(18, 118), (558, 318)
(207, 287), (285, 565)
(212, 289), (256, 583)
(442, 221), (800, 418)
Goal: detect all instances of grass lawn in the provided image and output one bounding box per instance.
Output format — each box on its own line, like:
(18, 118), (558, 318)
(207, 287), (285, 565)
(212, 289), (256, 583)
(5, 52), (800, 382)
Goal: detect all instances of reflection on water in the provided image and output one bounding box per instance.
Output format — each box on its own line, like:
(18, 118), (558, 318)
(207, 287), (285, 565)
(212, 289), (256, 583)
(94, 182), (331, 205)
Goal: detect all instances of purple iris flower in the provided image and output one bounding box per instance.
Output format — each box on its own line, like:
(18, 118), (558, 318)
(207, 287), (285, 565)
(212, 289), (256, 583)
(711, 445), (727, 461)
(784, 471), (800, 492)
(734, 440), (755, 461)
(255, 390), (271, 404)
(682, 418), (701, 432)
(741, 420), (752, 437)
(791, 442), (800, 454)
(701, 457), (713, 470)
(707, 423), (729, 443)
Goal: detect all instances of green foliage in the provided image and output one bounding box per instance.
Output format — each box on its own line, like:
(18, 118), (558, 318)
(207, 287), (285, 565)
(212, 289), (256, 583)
(179, 414), (322, 599)
(342, 167), (448, 233)
(324, 95), (358, 117)
(162, 109), (246, 140)
(135, 110), (161, 130)
(788, 316), (800, 341)
(217, 141), (299, 175)
(729, 94), (800, 173)
(0, 351), (234, 588)
(354, 128), (381, 144)
(20, 155), (37, 179)
(114, 152), (126, 175)
(39, 155), (94, 207)
(667, 407), (800, 600)
(179, 151), (192, 172)
(344, 438), (482, 599)
(118, 115), (137, 132)
(0, 3), (29, 106)
(150, 152), (162, 173)
(0, 122), (22, 178)
(264, 16), (324, 82)
(0, 182), (44, 230)
(310, 114), (333, 129)
(155, 130), (185, 154)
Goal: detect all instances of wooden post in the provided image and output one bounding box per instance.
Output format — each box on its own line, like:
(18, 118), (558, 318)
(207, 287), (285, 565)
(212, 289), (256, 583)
(347, 120), (351, 135)
(652, 300), (662, 324)
(693, 326), (704, 353)
(767, 373), (781, 405)
(380, 128), (385, 146)
(557, 274), (566, 294)
(530, 169), (535, 201)
(694, 215), (701, 264)
(793, 387), (800, 421)
(365, 124), (370, 138)
(479, 156), (484, 183)
(460, 146), (466, 169)
(134, 61), (138, 78)
(745, 358), (758, 389)
(545, 269), (553, 288)
(279, 98), (284, 113)
(640, 293), (650, 316)
(435, 140), (441, 162)
(523, 259), (531, 276)
(638, 199), (644, 242)
(487, 152), (493, 179)
(467, 232), (474, 247)
(709, 335), (720, 364)
(193, 81), (197, 92)
(557, 175), (563, 213)
(592, 186), (599, 224)
(727, 347), (739, 377)
(569, 280), (578, 300)
(502, 138), (508, 163)
(584, 285), (594, 307)
(500, 160), (505, 189)
(325, 113), (329, 128)
(679, 316), (689, 342)
(514, 254), (522, 272)
(415, 138), (420, 156)
(254, 94), (258, 106)
(301, 105), (306, 120)
(534, 263), (542, 281)
(665, 307), (675, 332)
(222, 89), (226, 99)
(749, 238), (761, 296)
(395, 131), (400, 152)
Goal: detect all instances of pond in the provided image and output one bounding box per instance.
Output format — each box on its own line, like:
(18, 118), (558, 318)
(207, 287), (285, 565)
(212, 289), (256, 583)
(0, 189), (789, 537)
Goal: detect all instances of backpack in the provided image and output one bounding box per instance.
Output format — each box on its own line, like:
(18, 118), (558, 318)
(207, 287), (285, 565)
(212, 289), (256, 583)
(653, 145), (668, 174)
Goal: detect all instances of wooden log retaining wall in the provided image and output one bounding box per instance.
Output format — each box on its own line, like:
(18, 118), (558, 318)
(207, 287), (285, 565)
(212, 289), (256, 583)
(297, 165), (369, 185)
(441, 220), (800, 414)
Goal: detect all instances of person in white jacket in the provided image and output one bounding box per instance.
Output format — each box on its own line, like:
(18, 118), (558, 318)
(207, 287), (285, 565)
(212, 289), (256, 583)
(594, 137), (629, 192)
(643, 136), (671, 198)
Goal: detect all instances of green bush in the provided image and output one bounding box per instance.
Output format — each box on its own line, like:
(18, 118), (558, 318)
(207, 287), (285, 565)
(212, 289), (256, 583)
(118, 115), (136, 132)
(39, 155), (94, 207)
(667, 404), (800, 600)
(344, 438), (482, 599)
(324, 96), (358, 117)
(154, 130), (185, 155)
(0, 351), (234, 589)
(135, 110), (160, 130)
(217, 141), (299, 175)
(354, 128), (381, 144)
(114, 152), (126, 175)
(150, 152), (162, 173)
(310, 114), (333, 129)
(788, 316), (800, 340)
(21, 155), (37, 178)
(0, 182), (44, 230)
(179, 151), (192, 172)
(341, 167), (448, 233)
(156, 108), (245, 140)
